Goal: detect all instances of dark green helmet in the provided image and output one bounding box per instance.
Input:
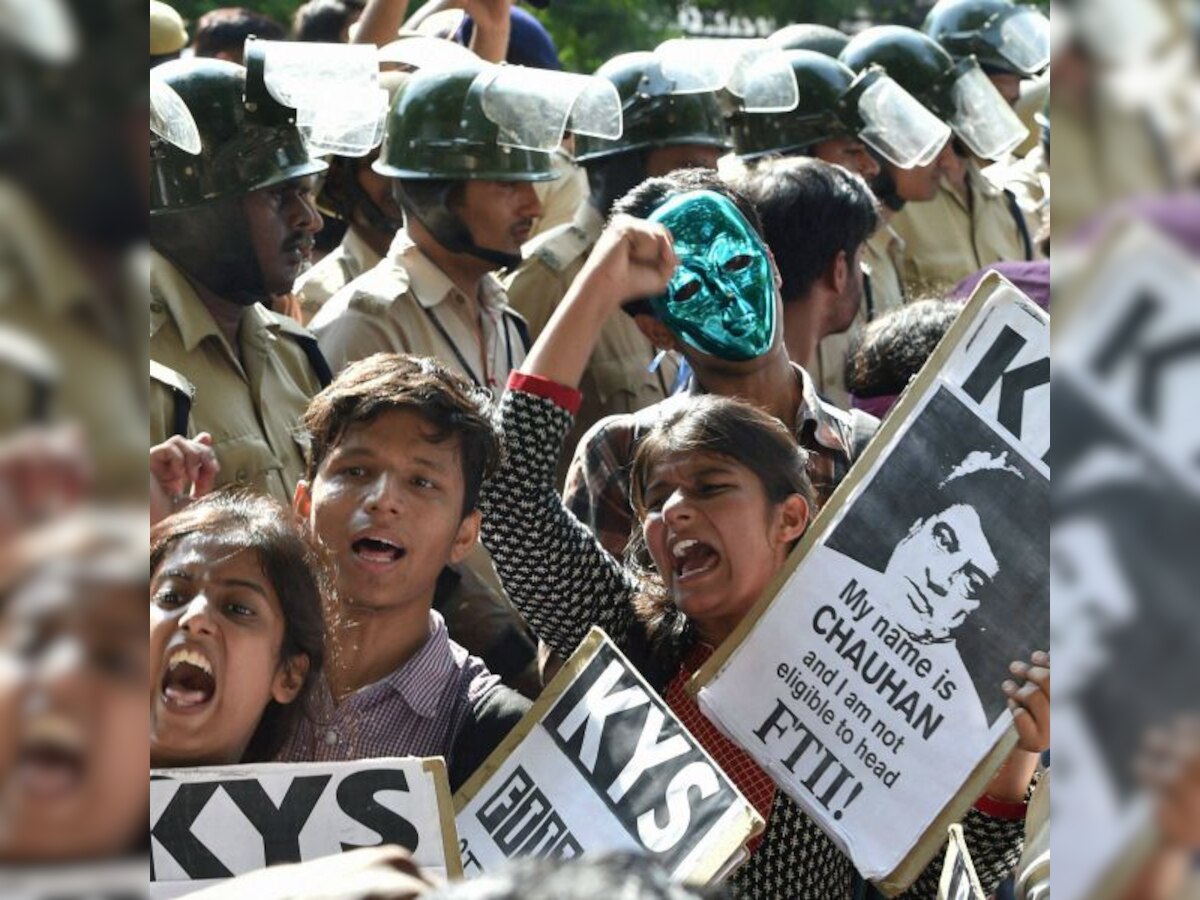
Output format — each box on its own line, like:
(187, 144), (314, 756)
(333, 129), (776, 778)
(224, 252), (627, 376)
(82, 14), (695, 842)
(923, 0), (1051, 76)
(149, 56), (327, 214)
(840, 25), (1027, 159)
(768, 23), (851, 58)
(374, 58), (558, 182)
(729, 51), (860, 160)
(573, 51), (730, 163)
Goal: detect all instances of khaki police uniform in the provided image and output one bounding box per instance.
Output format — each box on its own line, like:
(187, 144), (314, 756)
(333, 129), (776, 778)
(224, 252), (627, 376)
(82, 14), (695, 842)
(890, 156), (1034, 292)
(150, 250), (324, 506)
(814, 222), (909, 408)
(293, 226), (382, 325)
(0, 182), (146, 498)
(986, 144), (1049, 248)
(504, 201), (679, 485)
(149, 359), (195, 442)
(529, 150), (590, 242)
(311, 231), (527, 391)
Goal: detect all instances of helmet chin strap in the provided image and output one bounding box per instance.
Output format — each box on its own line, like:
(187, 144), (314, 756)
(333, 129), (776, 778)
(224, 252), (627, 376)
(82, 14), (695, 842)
(150, 197), (268, 305)
(868, 153), (906, 212)
(396, 180), (522, 272)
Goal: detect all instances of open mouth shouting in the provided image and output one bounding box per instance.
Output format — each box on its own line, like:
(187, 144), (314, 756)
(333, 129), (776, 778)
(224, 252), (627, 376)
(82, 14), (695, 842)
(17, 713), (87, 800)
(160, 646), (217, 713)
(350, 532), (407, 571)
(671, 537), (721, 583)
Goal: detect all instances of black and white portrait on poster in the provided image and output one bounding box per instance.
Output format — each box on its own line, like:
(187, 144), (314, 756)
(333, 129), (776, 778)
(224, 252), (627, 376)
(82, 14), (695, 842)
(691, 277), (1049, 891)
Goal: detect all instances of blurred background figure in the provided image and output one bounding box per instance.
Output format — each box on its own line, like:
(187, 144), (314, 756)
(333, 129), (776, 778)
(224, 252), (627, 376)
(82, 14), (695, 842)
(150, 0), (189, 66)
(292, 0), (365, 42)
(191, 5), (286, 59)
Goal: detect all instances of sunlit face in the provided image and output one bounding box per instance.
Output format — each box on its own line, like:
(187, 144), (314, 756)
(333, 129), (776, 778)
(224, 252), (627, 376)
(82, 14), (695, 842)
(453, 180), (543, 259)
(640, 451), (804, 644)
(1050, 517), (1136, 698)
(150, 540), (300, 767)
(648, 191), (777, 362)
(295, 409), (478, 615)
(811, 137), (881, 180)
(884, 504), (999, 643)
(0, 576), (146, 862)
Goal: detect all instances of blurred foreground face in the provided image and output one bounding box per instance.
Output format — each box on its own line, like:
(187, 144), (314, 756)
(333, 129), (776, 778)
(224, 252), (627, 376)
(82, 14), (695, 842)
(0, 569), (147, 862)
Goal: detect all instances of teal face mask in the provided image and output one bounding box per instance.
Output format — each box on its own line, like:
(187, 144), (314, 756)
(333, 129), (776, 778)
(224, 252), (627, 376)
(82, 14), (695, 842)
(647, 190), (776, 361)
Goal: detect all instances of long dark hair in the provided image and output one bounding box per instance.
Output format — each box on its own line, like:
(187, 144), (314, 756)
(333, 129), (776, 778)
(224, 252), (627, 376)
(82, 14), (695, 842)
(150, 490), (327, 762)
(625, 396), (814, 650)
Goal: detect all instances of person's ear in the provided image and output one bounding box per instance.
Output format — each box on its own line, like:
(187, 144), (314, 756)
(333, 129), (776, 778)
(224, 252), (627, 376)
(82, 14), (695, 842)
(633, 313), (683, 353)
(775, 494), (809, 547)
(830, 249), (849, 295)
(272, 653), (310, 705)
(766, 246), (784, 293)
(293, 479), (312, 523)
(449, 509), (481, 566)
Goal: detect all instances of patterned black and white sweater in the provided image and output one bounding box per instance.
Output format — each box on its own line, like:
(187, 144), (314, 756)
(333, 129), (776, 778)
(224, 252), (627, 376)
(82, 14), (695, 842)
(480, 379), (1028, 900)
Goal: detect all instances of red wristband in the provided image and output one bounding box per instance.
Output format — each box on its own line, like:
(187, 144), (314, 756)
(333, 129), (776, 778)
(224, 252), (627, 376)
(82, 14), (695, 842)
(973, 793), (1028, 821)
(507, 372), (583, 415)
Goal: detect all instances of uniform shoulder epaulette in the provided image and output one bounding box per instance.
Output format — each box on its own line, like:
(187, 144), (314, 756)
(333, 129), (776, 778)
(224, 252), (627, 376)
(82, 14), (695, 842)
(149, 358), (195, 400)
(529, 222), (592, 274)
(341, 259), (413, 316)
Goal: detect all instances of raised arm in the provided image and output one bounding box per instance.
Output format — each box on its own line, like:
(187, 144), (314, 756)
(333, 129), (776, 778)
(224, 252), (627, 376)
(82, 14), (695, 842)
(479, 217), (676, 659)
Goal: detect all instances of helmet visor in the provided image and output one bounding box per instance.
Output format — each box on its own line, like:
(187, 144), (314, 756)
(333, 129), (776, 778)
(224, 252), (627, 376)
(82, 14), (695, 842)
(855, 74), (951, 169)
(949, 60), (1028, 159)
(259, 40), (388, 157)
(995, 8), (1051, 74)
(150, 74), (201, 155)
(479, 66), (621, 152)
(656, 38), (799, 112)
(377, 35), (477, 71)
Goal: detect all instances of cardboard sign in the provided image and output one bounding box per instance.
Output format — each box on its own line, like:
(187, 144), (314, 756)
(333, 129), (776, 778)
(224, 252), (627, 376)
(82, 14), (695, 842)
(692, 274), (1049, 894)
(1051, 220), (1200, 900)
(938, 825), (985, 900)
(454, 628), (763, 883)
(150, 758), (460, 899)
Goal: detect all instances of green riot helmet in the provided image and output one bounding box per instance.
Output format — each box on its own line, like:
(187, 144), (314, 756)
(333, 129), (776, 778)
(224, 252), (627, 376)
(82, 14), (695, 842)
(923, 0), (1050, 76)
(840, 25), (1027, 160)
(768, 23), (851, 57)
(572, 51), (730, 163)
(729, 51), (950, 169)
(149, 58), (326, 214)
(377, 59), (620, 267)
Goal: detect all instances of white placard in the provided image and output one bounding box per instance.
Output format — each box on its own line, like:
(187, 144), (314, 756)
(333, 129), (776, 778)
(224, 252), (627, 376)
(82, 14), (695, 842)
(150, 758), (460, 899)
(692, 275), (1049, 893)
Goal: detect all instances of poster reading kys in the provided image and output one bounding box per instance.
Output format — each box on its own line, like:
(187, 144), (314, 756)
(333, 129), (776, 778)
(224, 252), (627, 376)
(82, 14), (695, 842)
(692, 274), (1050, 892)
(150, 758), (460, 899)
(454, 628), (763, 883)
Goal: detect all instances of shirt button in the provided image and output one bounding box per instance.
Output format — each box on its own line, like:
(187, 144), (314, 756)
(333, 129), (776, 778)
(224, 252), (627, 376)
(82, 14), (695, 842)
(324, 730), (338, 746)
(150, 300), (164, 314)
(235, 469), (249, 484)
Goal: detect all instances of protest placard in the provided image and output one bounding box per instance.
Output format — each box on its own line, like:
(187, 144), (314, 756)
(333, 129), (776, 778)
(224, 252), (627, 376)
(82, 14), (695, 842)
(938, 824), (985, 900)
(454, 628), (763, 883)
(691, 273), (1050, 893)
(150, 758), (459, 899)
(1050, 220), (1200, 900)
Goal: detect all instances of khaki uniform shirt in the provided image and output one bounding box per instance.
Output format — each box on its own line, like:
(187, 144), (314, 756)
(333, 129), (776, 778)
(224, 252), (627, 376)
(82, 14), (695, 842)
(529, 151), (590, 242)
(815, 223), (908, 408)
(986, 144), (1049, 249)
(0, 182), (146, 498)
(311, 232), (526, 390)
(890, 157), (1033, 292)
(503, 202), (679, 484)
(149, 251), (323, 506)
(293, 226), (382, 325)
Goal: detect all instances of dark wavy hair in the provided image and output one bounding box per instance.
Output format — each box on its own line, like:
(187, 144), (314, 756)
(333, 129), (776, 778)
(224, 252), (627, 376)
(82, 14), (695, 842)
(150, 491), (327, 763)
(625, 395), (814, 650)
